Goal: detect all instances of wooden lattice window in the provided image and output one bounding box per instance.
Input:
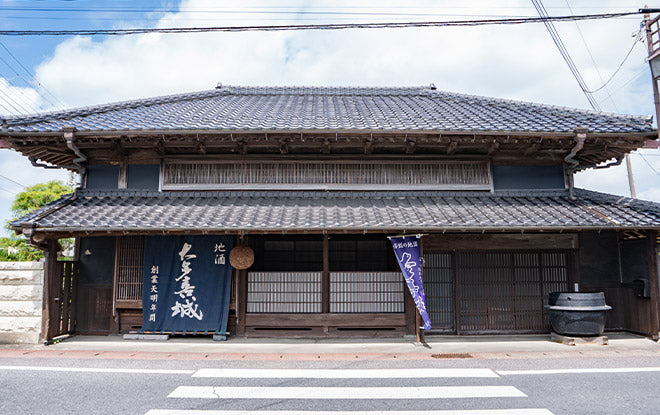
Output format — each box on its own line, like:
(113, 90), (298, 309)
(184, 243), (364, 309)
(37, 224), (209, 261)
(161, 159), (492, 190)
(247, 272), (322, 313)
(113, 236), (144, 308)
(329, 272), (404, 313)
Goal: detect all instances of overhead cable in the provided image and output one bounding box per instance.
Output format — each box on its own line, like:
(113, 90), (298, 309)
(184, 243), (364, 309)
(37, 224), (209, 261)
(584, 29), (644, 94)
(531, 0), (601, 111)
(0, 173), (26, 188)
(0, 41), (67, 109)
(0, 11), (648, 36)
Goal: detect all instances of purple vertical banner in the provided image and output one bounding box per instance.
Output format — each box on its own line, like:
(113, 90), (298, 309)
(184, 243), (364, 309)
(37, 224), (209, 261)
(389, 236), (431, 330)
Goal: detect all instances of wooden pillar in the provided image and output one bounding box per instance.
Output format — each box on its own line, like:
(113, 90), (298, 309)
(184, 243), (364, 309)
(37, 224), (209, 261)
(404, 286), (416, 336)
(236, 269), (247, 336)
(571, 247), (581, 292)
(647, 230), (660, 341)
(40, 240), (59, 343)
(418, 237), (425, 344)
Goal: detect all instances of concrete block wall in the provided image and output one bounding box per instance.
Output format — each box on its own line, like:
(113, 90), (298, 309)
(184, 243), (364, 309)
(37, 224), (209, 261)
(0, 262), (44, 344)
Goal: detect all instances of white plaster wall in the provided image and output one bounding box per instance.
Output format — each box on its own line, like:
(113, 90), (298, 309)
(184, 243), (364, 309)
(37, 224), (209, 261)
(0, 262), (44, 344)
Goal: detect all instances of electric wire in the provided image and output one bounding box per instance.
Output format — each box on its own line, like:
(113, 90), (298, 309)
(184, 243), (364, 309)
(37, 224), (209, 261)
(638, 153), (660, 175)
(0, 11), (646, 36)
(0, 70), (40, 114)
(0, 173), (26, 188)
(584, 29), (644, 94)
(0, 41), (66, 109)
(531, 0), (601, 111)
(565, 0), (619, 111)
(0, 83), (31, 114)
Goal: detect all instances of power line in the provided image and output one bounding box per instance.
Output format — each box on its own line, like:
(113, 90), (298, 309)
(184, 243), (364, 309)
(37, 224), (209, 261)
(564, 0), (619, 111)
(531, 0), (601, 111)
(0, 83), (32, 114)
(583, 29), (644, 94)
(0, 68), (41, 113)
(638, 153), (660, 175)
(0, 41), (67, 109)
(0, 11), (647, 36)
(0, 173), (26, 188)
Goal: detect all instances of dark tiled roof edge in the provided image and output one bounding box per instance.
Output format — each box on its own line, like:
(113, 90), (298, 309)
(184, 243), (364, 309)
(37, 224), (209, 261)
(2, 85), (653, 129)
(71, 188), (574, 199)
(9, 191), (76, 228)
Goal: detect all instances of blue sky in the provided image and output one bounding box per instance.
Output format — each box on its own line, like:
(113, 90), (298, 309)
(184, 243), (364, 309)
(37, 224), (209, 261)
(0, 0), (659, 235)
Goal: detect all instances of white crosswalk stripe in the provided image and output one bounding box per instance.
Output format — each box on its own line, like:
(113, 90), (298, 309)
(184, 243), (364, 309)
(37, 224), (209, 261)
(146, 410), (554, 415)
(193, 368), (499, 378)
(168, 385), (526, 399)
(146, 367), (554, 414)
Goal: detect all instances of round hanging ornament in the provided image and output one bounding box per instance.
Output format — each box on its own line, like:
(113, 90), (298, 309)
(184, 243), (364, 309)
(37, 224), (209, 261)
(229, 245), (255, 270)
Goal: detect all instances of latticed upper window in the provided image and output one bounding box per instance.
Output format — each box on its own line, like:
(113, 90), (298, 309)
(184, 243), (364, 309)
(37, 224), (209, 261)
(161, 159), (492, 190)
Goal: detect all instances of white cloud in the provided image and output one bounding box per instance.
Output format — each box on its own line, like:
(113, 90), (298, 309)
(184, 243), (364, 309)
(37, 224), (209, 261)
(32, 0), (654, 116)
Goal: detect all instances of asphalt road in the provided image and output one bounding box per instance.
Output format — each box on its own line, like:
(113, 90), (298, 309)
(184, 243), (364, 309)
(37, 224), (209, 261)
(1, 354), (659, 414)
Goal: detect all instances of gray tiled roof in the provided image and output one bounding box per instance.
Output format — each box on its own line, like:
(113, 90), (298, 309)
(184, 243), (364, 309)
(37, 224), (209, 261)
(1, 86), (653, 134)
(11, 188), (660, 233)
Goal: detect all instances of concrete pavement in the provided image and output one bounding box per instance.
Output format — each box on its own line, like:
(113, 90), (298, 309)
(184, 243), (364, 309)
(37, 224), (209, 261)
(1, 332), (659, 360)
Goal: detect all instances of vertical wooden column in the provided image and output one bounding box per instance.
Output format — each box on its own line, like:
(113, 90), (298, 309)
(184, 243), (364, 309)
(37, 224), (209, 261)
(40, 240), (59, 343)
(647, 230), (660, 341)
(322, 235), (330, 314)
(418, 236), (425, 344)
(571, 246), (581, 292)
(236, 269), (247, 336)
(404, 286), (416, 336)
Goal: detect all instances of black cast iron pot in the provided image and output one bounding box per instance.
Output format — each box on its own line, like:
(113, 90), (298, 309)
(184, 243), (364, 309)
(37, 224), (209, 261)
(546, 292), (611, 337)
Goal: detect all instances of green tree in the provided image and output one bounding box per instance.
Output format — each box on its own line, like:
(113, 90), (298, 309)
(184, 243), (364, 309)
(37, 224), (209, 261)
(1, 180), (73, 261)
(10, 180), (72, 220)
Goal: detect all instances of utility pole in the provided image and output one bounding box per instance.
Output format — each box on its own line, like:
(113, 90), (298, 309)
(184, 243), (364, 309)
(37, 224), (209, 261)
(625, 154), (637, 198)
(643, 8), (660, 141)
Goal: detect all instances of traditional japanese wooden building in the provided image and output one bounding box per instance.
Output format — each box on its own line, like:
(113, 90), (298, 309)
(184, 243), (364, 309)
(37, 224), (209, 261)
(1, 85), (659, 342)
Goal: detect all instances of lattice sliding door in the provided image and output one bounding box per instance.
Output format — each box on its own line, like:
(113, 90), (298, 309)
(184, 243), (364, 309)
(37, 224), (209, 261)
(114, 236), (145, 308)
(423, 253), (454, 332)
(423, 250), (570, 334)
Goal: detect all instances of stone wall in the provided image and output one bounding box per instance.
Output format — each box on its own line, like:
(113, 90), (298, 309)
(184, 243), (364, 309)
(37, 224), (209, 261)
(0, 262), (44, 344)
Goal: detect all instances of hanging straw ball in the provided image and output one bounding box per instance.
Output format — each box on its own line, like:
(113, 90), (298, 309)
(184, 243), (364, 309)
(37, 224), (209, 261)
(229, 245), (255, 270)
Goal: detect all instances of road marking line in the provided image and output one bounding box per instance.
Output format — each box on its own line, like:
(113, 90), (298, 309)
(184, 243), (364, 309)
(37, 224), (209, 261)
(146, 410), (553, 415)
(498, 367), (660, 376)
(168, 386), (527, 399)
(0, 365), (194, 375)
(192, 368), (499, 378)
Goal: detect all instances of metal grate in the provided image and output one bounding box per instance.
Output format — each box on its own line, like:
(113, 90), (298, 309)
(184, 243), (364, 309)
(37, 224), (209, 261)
(329, 271), (404, 313)
(162, 160), (492, 190)
(114, 236), (144, 304)
(247, 271), (322, 313)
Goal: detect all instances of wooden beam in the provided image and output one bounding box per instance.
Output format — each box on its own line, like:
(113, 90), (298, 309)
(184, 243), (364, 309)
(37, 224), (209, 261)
(405, 138), (416, 154)
(363, 138), (374, 155)
(647, 230), (660, 341)
(487, 141), (500, 155)
(279, 139), (289, 155)
(447, 140), (458, 155)
(524, 143), (540, 156)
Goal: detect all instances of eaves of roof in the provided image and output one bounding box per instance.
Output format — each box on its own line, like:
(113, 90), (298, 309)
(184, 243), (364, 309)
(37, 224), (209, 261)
(10, 188), (660, 235)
